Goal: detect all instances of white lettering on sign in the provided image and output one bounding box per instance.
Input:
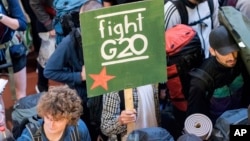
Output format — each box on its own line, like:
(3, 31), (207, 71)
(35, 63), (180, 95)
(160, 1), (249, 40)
(96, 8), (149, 66)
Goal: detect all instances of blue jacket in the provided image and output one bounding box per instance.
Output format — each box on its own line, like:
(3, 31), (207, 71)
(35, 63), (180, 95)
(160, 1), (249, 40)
(0, 0), (27, 43)
(17, 119), (91, 141)
(43, 29), (87, 102)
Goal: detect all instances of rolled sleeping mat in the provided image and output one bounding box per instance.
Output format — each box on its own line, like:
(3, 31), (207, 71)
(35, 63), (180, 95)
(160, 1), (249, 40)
(184, 113), (213, 140)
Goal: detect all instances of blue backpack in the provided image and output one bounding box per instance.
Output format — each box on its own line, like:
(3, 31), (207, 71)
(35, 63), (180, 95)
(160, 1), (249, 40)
(127, 127), (174, 141)
(53, 0), (102, 44)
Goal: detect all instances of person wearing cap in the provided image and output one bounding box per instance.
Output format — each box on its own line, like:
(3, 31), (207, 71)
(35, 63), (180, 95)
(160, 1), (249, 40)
(186, 25), (250, 123)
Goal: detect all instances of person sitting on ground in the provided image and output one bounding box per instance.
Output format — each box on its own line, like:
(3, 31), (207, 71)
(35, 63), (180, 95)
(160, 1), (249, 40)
(17, 85), (91, 141)
(187, 25), (250, 123)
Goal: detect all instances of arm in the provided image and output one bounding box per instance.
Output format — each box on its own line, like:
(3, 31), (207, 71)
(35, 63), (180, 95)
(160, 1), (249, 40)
(16, 128), (33, 141)
(101, 92), (127, 136)
(164, 1), (181, 30)
(0, 0), (27, 30)
(44, 35), (83, 85)
(187, 77), (210, 117)
(29, 0), (54, 32)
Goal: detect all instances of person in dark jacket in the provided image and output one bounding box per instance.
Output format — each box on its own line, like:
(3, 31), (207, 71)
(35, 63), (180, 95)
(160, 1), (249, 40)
(30, 0), (56, 93)
(187, 25), (250, 123)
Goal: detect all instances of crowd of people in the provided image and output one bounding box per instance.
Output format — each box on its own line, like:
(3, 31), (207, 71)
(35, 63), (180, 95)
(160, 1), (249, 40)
(0, 0), (250, 141)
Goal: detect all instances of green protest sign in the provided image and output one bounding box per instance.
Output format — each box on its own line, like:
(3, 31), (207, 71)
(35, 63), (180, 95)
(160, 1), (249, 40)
(80, 0), (166, 97)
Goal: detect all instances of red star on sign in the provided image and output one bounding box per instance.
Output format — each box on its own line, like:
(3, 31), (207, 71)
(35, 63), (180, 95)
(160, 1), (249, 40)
(89, 67), (116, 90)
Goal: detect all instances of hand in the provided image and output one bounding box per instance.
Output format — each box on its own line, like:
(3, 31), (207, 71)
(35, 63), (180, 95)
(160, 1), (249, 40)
(118, 109), (137, 125)
(49, 29), (56, 37)
(159, 89), (166, 100)
(81, 66), (86, 81)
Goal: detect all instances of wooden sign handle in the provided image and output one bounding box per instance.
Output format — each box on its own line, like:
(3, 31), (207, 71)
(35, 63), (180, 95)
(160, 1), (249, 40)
(124, 88), (135, 134)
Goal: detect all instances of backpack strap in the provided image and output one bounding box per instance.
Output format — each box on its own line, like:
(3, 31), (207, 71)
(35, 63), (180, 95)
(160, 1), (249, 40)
(189, 68), (214, 99)
(165, 0), (188, 24)
(25, 116), (42, 141)
(189, 0), (214, 28)
(166, 0), (214, 27)
(72, 28), (84, 65)
(207, 0), (214, 29)
(70, 125), (80, 141)
(0, 0), (8, 13)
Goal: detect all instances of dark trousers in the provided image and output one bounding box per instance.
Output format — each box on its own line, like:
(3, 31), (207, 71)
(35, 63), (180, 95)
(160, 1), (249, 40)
(37, 63), (48, 92)
(20, 0), (41, 52)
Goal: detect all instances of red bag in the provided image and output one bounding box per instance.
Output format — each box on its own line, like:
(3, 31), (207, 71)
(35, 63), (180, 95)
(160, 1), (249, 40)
(165, 24), (204, 111)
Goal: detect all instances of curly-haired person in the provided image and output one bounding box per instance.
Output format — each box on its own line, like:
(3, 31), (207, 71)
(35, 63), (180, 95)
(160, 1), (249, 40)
(17, 85), (91, 141)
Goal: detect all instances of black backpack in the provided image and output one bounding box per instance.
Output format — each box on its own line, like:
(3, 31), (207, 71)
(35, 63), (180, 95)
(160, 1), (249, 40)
(11, 93), (44, 139)
(165, 24), (204, 112)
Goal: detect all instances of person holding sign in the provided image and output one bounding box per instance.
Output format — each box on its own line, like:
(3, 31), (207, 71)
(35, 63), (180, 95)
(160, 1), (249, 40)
(44, 1), (105, 141)
(100, 84), (161, 141)
(187, 25), (250, 123)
